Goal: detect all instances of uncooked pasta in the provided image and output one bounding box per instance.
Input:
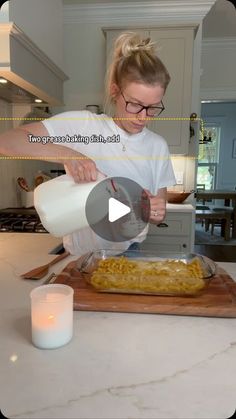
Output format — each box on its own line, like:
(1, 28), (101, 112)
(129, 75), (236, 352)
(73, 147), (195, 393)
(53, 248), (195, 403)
(89, 256), (207, 295)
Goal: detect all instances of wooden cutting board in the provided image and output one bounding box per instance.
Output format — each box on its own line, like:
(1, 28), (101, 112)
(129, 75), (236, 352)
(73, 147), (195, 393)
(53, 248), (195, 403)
(54, 261), (236, 318)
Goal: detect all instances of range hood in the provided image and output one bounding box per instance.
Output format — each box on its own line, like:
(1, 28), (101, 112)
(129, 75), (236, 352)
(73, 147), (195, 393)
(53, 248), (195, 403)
(0, 23), (68, 105)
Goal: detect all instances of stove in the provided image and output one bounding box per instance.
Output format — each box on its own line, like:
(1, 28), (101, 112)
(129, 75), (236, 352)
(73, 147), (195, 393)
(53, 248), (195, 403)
(0, 208), (48, 233)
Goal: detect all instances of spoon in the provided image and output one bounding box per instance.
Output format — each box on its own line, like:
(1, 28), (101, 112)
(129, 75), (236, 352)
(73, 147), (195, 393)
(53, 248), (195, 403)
(17, 177), (30, 192)
(21, 251), (70, 280)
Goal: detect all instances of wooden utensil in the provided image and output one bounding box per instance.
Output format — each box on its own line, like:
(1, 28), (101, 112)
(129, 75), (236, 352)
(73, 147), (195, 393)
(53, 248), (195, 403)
(17, 177), (30, 192)
(21, 251), (70, 280)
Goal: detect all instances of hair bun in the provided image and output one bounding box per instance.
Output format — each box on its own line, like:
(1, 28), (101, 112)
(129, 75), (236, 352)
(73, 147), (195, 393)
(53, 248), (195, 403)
(114, 32), (156, 59)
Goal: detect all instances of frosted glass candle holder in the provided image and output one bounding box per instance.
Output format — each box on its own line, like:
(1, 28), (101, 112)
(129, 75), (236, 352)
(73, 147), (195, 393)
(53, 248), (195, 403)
(30, 284), (74, 349)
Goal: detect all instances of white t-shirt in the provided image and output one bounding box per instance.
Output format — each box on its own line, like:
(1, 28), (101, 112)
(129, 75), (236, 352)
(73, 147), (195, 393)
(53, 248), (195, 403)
(42, 110), (176, 255)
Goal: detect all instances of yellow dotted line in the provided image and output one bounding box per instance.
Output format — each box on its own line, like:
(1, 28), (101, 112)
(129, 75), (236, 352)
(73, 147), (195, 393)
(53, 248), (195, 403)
(0, 116), (202, 121)
(0, 155), (199, 161)
(0, 116), (205, 145)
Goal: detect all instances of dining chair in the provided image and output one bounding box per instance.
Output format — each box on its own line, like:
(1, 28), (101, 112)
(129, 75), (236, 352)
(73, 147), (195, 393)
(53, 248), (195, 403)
(210, 206), (234, 235)
(196, 185), (210, 226)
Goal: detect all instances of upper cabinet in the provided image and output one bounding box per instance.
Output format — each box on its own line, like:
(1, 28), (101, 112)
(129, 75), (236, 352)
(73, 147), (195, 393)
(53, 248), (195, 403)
(0, 23), (68, 106)
(105, 27), (194, 154)
(0, 1), (68, 106)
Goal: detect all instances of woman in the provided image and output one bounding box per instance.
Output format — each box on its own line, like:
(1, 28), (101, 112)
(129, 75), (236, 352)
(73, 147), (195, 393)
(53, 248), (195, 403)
(0, 32), (176, 255)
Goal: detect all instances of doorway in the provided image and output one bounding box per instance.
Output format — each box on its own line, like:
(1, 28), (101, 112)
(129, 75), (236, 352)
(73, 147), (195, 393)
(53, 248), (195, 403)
(199, 101), (236, 191)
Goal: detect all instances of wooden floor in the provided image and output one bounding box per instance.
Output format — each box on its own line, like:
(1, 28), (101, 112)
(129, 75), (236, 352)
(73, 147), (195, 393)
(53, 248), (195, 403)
(194, 244), (236, 262)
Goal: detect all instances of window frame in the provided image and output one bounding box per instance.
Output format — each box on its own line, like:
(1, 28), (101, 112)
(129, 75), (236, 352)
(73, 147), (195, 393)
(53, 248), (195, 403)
(197, 122), (221, 190)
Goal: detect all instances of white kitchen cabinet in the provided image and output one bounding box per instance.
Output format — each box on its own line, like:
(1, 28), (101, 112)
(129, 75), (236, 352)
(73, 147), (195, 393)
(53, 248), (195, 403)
(140, 205), (194, 254)
(147, 28), (194, 154)
(104, 27), (194, 154)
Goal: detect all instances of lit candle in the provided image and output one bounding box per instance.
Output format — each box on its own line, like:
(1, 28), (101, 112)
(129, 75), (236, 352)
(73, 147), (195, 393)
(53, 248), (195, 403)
(30, 284), (74, 349)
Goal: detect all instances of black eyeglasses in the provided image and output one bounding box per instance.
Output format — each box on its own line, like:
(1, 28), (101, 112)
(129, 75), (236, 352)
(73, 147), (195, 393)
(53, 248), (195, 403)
(120, 91), (165, 117)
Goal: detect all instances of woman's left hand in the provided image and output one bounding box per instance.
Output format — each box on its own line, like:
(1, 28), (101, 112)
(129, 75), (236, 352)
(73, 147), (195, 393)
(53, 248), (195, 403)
(144, 188), (167, 224)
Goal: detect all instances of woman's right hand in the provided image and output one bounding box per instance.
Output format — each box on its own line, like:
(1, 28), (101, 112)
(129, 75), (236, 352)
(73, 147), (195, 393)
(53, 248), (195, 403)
(63, 152), (98, 182)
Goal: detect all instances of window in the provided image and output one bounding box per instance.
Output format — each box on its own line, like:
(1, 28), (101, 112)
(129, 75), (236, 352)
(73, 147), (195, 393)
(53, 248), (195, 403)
(197, 124), (221, 190)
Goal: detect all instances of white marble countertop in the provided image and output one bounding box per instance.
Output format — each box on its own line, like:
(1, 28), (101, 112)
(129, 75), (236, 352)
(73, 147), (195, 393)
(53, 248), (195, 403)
(0, 233), (236, 419)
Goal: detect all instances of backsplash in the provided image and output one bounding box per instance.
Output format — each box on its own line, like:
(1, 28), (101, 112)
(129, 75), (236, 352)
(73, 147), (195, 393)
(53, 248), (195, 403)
(170, 155), (196, 193)
(0, 159), (62, 209)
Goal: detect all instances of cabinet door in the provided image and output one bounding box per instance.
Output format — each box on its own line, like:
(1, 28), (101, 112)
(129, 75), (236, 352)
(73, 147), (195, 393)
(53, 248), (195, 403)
(140, 236), (191, 253)
(147, 28), (194, 154)
(148, 212), (192, 236)
(140, 211), (194, 254)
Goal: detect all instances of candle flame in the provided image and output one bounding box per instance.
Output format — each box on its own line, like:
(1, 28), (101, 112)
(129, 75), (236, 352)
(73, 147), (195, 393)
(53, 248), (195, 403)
(48, 315), (54, 320)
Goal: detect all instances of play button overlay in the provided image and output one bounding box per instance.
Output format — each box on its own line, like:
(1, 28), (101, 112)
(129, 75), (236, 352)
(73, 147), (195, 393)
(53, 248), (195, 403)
(108, 198), (131, 222)
(85, 176), (150, 242)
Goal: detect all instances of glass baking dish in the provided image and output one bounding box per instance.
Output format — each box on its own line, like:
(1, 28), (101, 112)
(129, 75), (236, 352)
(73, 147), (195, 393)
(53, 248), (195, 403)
(76, 250), (216, 297)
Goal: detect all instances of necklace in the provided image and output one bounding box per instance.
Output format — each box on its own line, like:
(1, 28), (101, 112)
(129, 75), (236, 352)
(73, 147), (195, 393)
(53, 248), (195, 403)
(112, 117), (129, 151)
(120, 136), (129, 152)
(121, 142), (127, 152)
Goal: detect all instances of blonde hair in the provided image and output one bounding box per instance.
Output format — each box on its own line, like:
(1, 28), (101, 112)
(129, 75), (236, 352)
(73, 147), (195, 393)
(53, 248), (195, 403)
(105, 32), (170, 111)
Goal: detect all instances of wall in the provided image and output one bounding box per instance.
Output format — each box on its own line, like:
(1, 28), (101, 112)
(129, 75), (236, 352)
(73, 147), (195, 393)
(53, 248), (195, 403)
(8, 0), (65, 70)
(201, 102), (236, 190)
(202, 0), (236, 38)
(63, 22), (106, 111)
(0, 1), (9, 22)
(201, 0), (236, 101)
(200, 38), (236, 101)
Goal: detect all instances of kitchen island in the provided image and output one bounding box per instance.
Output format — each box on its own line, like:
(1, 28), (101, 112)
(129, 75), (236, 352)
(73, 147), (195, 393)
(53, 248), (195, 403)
(0, 233), (236, 419)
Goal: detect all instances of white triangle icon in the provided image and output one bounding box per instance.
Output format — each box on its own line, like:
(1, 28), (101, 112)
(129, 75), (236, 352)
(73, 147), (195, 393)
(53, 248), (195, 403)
(108, 197), (131, 222)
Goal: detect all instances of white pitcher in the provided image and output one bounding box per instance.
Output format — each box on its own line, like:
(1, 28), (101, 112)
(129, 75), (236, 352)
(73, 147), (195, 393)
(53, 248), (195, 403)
(34, 172), (109, 237)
